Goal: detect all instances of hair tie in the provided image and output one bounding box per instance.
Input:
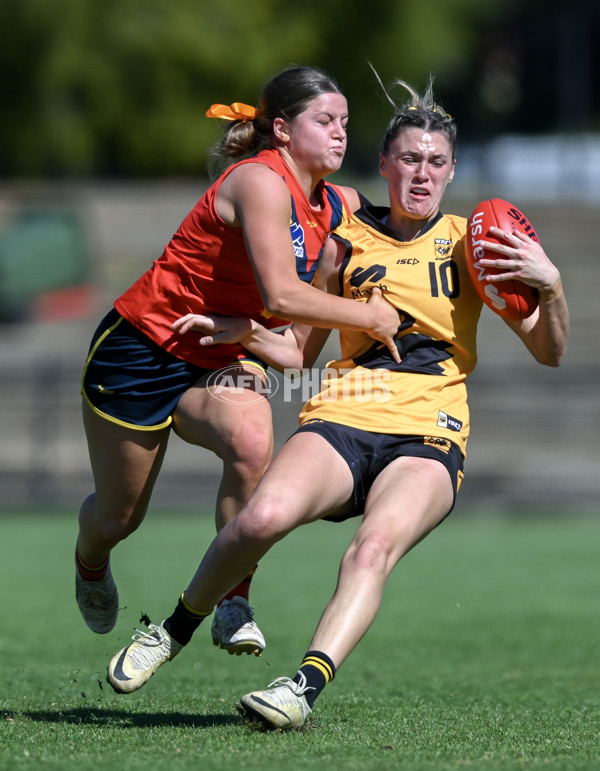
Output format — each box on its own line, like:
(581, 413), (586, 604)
(205, 102), (257, 122)
(407, 104), (452, 120)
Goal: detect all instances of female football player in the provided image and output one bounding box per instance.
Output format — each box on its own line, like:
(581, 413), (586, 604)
(76, 65), (400, 656)
(106, 77), (568, 730)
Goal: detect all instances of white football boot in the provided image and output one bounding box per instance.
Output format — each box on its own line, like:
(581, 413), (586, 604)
(237, 676), (313, 730)
(75, 566), (119, 634)
(211, 596), (265, 656)
(107, 622), (182, 694)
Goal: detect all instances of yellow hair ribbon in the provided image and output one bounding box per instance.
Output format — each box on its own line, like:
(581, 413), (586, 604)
(205, 102), (257, 122)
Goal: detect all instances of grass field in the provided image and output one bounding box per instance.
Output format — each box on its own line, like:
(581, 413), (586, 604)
(0, 509), (599, 770)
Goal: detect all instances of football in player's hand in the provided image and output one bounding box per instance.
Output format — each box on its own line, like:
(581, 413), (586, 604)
(465, 198), (539, 320)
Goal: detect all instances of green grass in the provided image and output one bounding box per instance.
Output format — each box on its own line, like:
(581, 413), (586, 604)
(1, 509), (599, 770)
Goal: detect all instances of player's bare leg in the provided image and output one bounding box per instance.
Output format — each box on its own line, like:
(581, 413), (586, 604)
(172, 365), (274, 531)
(107, 431), (354, 694)
(238, 456), (453, 728)
(172, 365), (274, 654)
(76, 399), (171, 632)
(310, 456), (453, 666)
(181, 430), (355, 609)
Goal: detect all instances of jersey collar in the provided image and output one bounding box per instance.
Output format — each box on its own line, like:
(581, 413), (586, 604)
(355, 205), (443, 241)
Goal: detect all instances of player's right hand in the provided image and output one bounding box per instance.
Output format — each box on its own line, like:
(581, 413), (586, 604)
(366, 287), (400, 363)
(171, 314), (252, 346)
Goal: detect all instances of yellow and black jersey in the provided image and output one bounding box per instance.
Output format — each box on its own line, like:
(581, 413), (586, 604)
(299, 206), (483, 456)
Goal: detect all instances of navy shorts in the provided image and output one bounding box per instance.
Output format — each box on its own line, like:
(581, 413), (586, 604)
(81, 308), (265, 430)
(294, 419), (464, 521)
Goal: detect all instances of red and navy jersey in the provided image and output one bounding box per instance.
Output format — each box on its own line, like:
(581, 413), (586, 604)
(290, 183), (346, 284)
(115, 148), (349, 369)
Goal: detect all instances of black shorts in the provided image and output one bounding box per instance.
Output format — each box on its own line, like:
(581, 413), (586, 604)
(81, 308), (265, 430)
(294, 419), (464, 521)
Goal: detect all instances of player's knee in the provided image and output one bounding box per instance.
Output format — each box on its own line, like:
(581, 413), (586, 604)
(345, 533), (392, 575)
(95, 507), (145, 546)
(234, 497), (287, 544)
(228, 426), (273, 482)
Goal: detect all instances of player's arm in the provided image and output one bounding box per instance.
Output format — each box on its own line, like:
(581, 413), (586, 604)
(226, 236), (354, 372)
(283, 235), (345, 371)
(170, 227), (337, 372)
(171, 314), (305, 372)
(221, 163), (399, 358)
(503, 277), (568, 367)
(479, 227), (569, 366)
(170, 238), (390, 372)
(290, 234), (396, 368)
(170, 310), (330, 374)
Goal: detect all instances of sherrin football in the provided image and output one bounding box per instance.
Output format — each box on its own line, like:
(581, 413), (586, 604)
(465, 198), (539, 320)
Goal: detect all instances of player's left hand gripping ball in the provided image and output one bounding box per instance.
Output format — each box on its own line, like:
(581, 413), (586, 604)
(465, 198), (539, 320)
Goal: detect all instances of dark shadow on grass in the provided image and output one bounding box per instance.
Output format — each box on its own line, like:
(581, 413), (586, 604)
(7, 708), (241, 729)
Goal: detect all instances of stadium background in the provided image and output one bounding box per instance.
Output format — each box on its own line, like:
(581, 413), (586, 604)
(0, 0), (598, 516)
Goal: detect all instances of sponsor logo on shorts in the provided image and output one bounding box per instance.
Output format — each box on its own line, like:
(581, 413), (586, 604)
(97, 384), (114, 395)
(436, 410), (463, 432)
(424, 436), (452, 454)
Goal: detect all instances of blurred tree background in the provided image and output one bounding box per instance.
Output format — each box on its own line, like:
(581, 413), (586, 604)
(1, 0), (598, 178)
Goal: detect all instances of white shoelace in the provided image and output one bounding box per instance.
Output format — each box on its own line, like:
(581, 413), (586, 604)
(128, 627), (170, 669)
(266, 674), (315, 700)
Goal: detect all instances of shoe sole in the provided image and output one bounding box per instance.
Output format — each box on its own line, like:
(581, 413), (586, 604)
(212, 638), (263, 656)
(106, 673), (140, 694)
(235, 699), (305, 731)
(84, 618), (117, 634)
(236, 699), (278, 730)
